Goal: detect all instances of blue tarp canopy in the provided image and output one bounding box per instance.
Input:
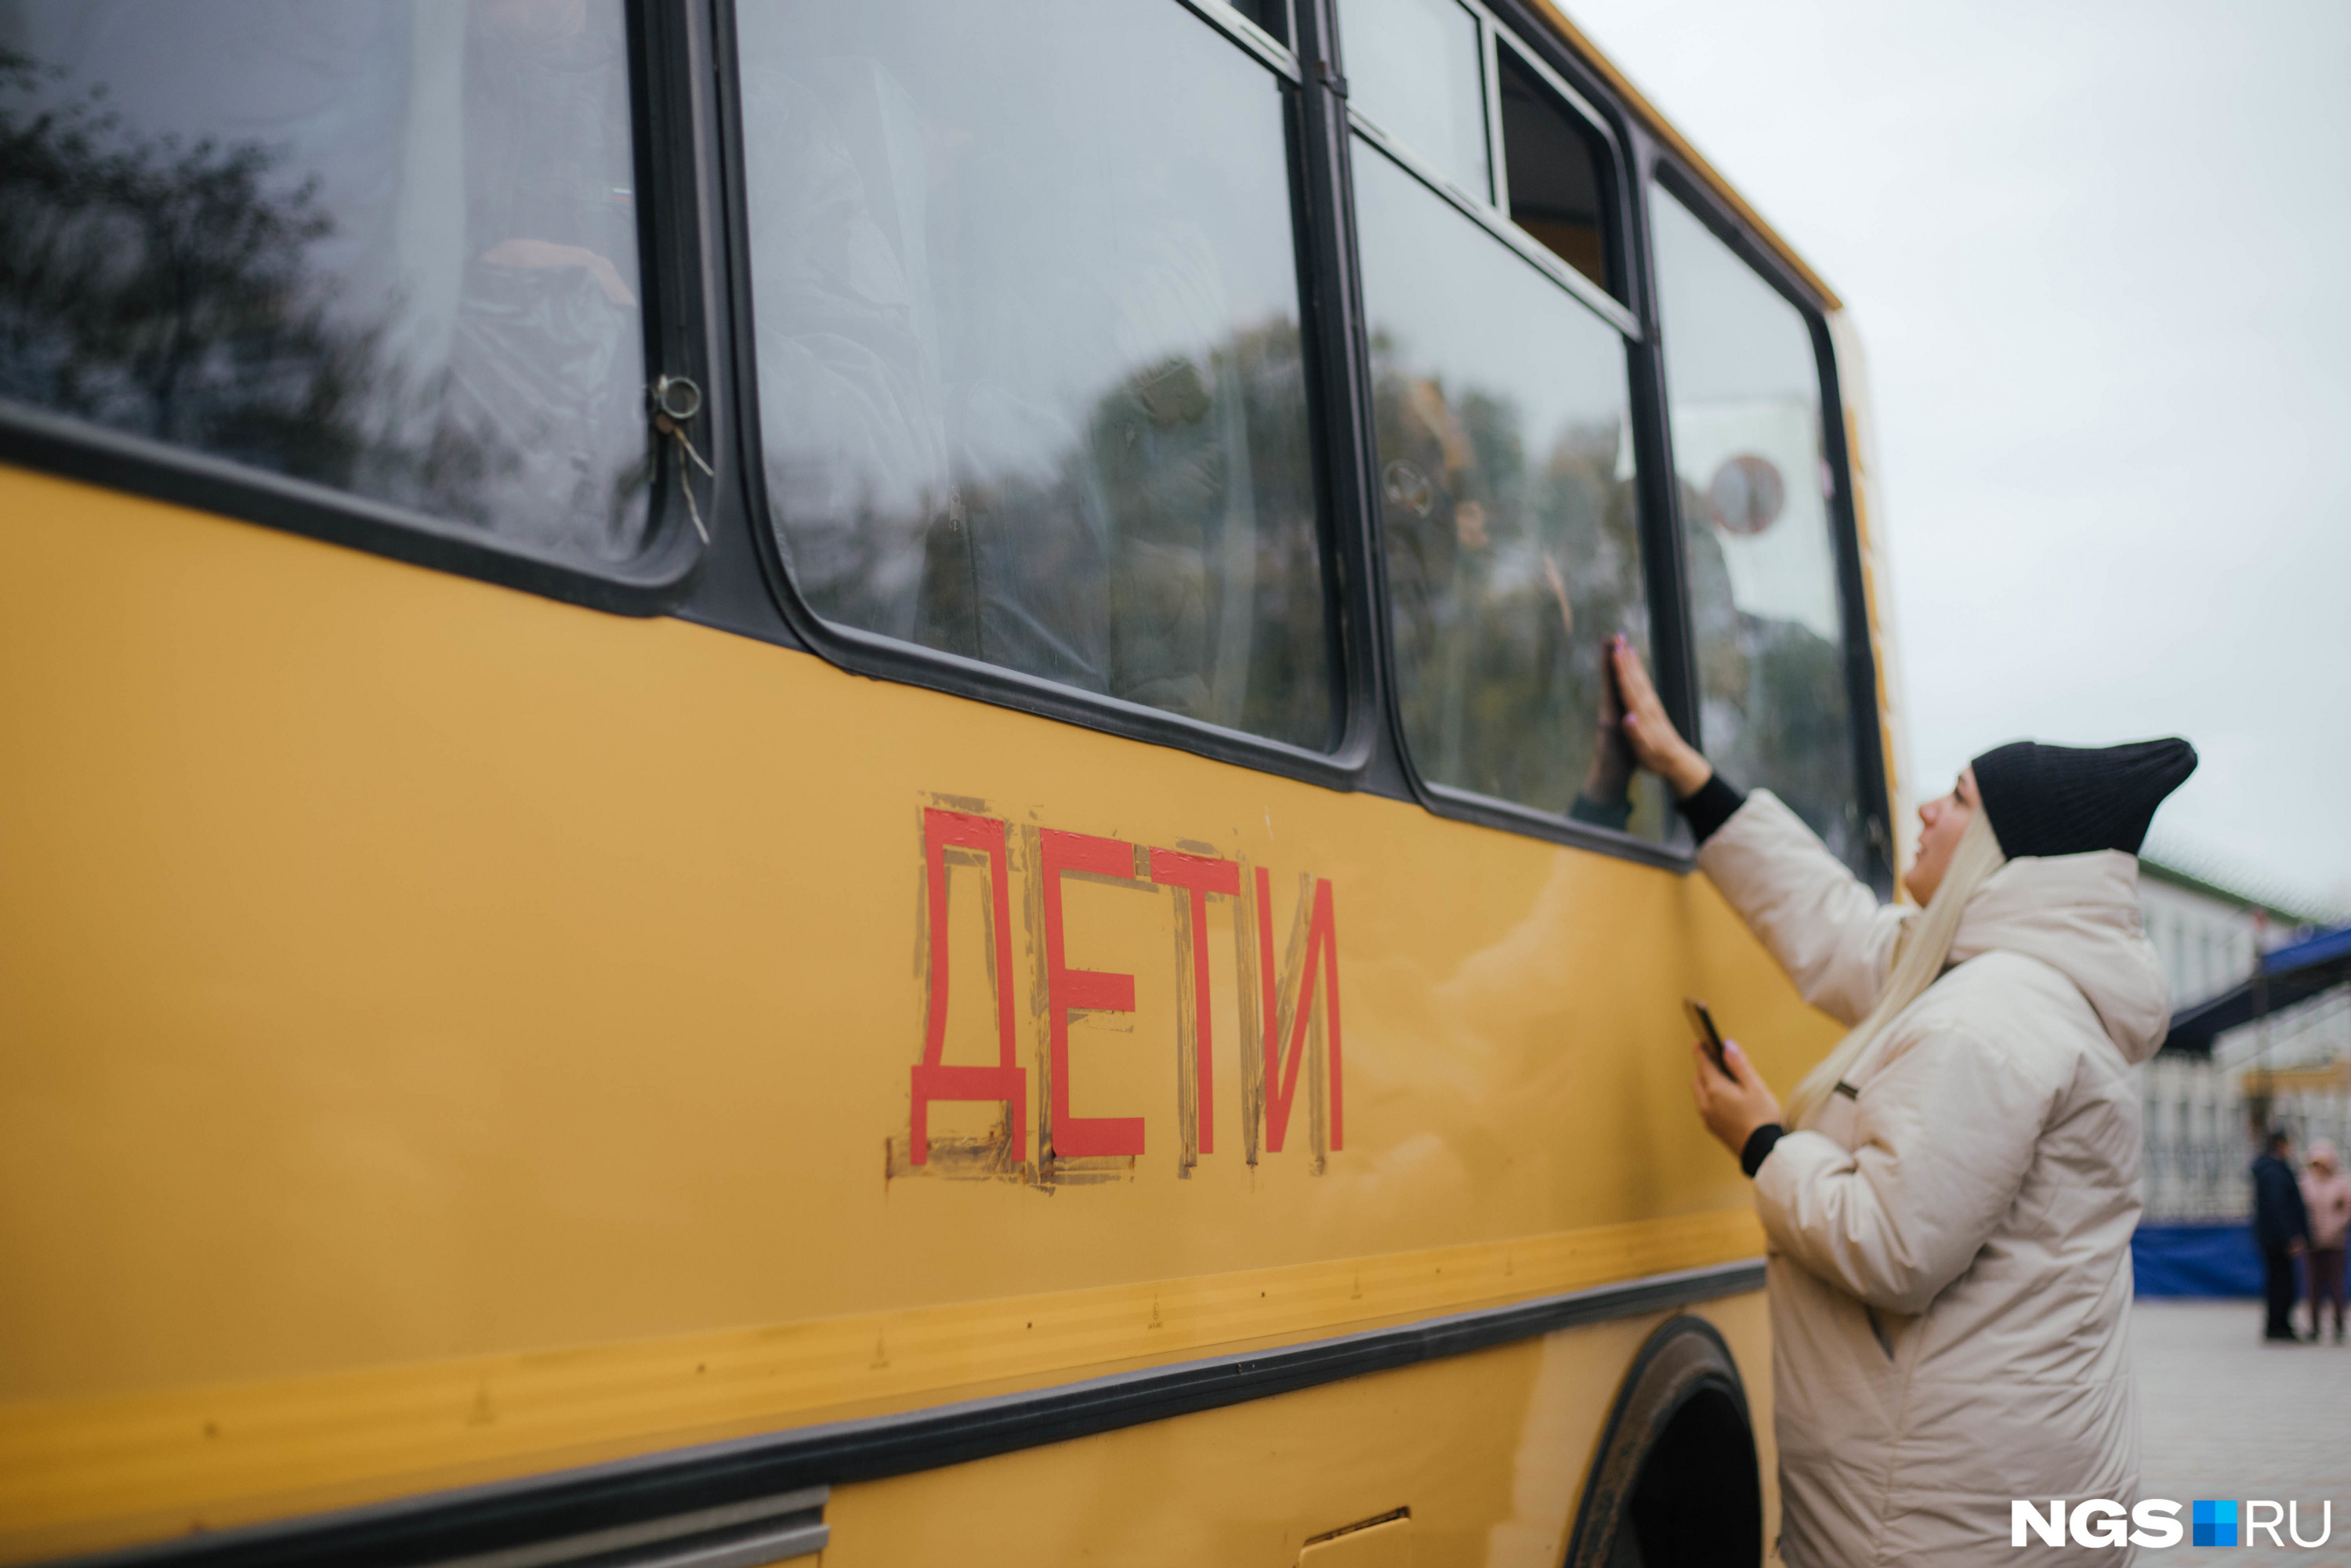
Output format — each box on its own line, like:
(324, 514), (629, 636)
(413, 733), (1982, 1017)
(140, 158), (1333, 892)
(2162, 924), (2351, 1055)
(2133, 1223), (2263, 1297)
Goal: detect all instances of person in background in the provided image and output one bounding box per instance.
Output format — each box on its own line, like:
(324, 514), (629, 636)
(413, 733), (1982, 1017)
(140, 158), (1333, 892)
(1605, 637), (2191, 1568)
(2298, 1139), (2350, 1344)
(2251, 1129), (2310, 1342)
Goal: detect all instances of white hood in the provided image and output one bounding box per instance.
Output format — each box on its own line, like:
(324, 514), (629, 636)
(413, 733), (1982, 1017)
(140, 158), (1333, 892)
(1947, 850), (2172, 1064)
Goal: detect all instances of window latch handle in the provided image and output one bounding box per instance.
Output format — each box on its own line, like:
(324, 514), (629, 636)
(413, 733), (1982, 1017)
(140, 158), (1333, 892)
(651, 375), (712, 544)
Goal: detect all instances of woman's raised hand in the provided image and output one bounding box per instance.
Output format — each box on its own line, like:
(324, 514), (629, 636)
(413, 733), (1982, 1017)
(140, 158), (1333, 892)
(1607, 636), (1713, 798)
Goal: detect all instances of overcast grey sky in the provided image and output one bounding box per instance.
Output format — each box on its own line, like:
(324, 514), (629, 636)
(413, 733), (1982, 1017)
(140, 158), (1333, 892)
(1566, 0), (2351, 914)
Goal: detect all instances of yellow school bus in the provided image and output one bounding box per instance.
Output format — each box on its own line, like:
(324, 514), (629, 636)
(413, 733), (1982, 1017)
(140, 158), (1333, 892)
(0, 1), (1904, 1564)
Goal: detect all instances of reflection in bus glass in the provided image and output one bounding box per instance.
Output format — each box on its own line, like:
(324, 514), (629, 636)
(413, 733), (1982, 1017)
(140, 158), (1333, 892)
(1353, 144), (1666, 836)
(1651, 186), (1864, 871)
(1337, 0), (1491, 201)
(0, 1), (654, 563)
(738, 0), (1335, 751)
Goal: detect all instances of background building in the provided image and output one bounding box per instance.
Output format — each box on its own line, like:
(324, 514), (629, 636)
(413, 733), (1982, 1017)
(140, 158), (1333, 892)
(2139, 858), (2346, 1222)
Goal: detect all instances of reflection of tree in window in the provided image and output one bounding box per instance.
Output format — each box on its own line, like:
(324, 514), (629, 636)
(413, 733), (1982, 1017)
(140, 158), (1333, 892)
(892, 319), (1328, 748)
(1372, 336), (1647, 818)
(737, 0), (1335, 751)
(0, 3), (651, 563)
(0, 42), (386, 480)
(1349, 139), (1658, 835)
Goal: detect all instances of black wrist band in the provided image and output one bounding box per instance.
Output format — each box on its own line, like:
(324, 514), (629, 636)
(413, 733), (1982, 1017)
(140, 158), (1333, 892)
(1675, 773), (1747, 845)
(1741, 1123), (1784, 1179)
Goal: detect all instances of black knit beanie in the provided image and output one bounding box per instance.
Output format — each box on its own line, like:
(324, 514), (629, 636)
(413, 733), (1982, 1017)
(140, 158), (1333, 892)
(1969, 737), (2197, 859)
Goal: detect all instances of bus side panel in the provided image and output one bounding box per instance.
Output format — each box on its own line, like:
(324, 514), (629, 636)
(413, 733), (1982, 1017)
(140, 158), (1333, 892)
(818, 1295), (1771, 1568)
(0, 473), (1819, 1556)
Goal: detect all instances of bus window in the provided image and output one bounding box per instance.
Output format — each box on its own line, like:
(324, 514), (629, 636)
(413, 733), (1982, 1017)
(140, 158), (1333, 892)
(1353, 143), (1667, 838)
(1496, 45), (1614, 297)
(1650, 186), (1866, 871)
(1226, 0), (1292, 46)
(0, 2), (654, 564)
(738, 0), (1335, 752)
(1336, 0), (1491, 202)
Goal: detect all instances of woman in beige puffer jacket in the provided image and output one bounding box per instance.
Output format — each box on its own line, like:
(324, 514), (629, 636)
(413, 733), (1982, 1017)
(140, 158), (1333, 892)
(1608, 640), (2195, 1567)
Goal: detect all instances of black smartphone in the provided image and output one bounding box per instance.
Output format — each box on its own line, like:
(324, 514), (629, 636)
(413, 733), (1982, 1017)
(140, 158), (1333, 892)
(1683, 997), (1736, 1081)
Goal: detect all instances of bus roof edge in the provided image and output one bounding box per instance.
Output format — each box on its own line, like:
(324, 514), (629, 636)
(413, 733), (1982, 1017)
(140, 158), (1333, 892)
(1523, 0), (1846, 313)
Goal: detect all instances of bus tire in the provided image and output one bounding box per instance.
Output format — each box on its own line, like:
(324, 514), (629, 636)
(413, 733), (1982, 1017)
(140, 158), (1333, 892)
(1562, 1315), (1764, 1568)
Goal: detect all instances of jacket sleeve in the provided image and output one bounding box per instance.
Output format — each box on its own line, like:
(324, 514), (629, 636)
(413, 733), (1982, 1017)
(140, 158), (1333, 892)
(1751, 1013), (2058, 1315)
(1695, 788), (1908, 1026)
(2297, 1175), (2324, 1238)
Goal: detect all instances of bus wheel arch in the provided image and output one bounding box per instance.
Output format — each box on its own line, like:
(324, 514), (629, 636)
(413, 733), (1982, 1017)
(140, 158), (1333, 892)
(1563, 1315), (1765, 1568)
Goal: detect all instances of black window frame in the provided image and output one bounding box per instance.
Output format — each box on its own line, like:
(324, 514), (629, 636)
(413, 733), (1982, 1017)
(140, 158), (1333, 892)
(0, 0), (716, 617)
(708, 0), (1384, 793)
(0, 0), (1889, 886)
(1333, 0), (1694, 869)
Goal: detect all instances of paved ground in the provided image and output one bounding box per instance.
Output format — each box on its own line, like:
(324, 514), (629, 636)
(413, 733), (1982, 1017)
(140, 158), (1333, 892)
(2134, 1300), (2351, 1563)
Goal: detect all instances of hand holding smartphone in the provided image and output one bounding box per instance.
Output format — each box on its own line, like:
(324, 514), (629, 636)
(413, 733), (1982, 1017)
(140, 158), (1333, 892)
(1683, 997), (1737, 1081)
